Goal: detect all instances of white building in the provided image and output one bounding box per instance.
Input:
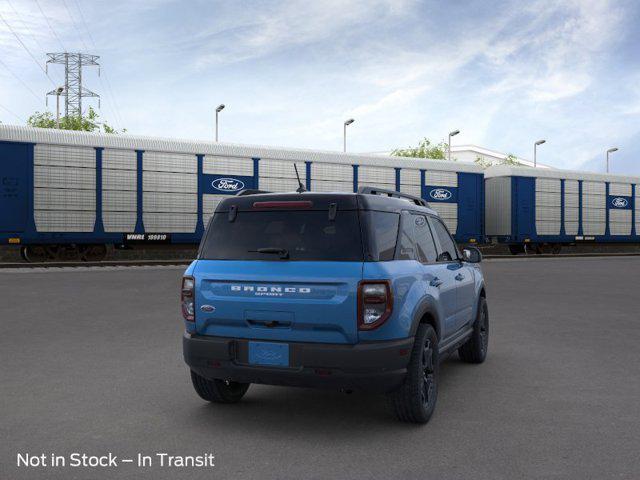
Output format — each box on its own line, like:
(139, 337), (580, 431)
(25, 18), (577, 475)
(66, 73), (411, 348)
(450, 145), (552, 169)
(366, 145), (553, 169)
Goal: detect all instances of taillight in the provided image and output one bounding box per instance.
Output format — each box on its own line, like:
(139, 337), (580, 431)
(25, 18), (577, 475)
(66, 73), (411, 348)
(358, 281), (393, 330)
(181, 276), (195, 322)
(252, 201), (313, 209)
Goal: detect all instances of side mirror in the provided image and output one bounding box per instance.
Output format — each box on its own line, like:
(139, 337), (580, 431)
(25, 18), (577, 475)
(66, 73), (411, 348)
(437, 252), (452, 262)
(462, 246), (482, 263)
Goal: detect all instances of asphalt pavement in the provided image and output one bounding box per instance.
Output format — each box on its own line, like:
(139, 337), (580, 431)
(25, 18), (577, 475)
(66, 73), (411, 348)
(1, 257), (639, 479)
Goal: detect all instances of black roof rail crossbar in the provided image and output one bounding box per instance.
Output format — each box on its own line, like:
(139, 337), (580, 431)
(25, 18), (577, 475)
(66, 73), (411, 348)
(236, 189), (271, 196)
(357, 186), (427, 207)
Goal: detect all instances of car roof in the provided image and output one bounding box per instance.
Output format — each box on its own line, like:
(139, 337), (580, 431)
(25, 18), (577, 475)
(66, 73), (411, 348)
(214, 191), (439, 216)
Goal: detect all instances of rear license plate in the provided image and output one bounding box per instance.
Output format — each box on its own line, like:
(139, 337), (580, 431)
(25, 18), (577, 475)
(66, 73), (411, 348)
(248, 341), (289, 367)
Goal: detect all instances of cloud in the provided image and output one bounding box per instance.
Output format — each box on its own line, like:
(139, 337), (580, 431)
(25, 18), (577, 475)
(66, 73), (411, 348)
(478, 0), (624, 103)
(190, 0), (414, 68)
(1, 0), (638, 174)
(348, 85), (428, 117)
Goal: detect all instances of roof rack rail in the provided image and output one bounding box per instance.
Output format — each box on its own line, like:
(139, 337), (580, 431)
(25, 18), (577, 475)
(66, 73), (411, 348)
(357, 186), (427, 207)
(236, 189), (271, 196)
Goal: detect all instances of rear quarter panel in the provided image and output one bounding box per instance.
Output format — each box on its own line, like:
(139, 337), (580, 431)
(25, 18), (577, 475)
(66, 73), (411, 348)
(359, 260), (443, 342)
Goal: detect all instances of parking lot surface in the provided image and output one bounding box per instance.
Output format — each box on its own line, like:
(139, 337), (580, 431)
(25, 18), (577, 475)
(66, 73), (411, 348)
(1, 257), (639, 479)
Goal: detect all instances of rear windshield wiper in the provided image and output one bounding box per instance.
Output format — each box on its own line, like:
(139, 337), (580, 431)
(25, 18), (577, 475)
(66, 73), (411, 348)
(248, 247), (290, 259)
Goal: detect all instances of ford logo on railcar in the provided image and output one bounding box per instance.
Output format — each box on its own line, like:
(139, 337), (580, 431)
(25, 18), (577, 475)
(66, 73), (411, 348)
(611, 197), (628, 208)
(212, 178), (245, 192)
(429, 188), (452, 200)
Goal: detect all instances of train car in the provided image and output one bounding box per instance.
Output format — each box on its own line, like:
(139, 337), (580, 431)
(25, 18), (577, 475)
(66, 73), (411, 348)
(0, 125), (484, 261)
(485, 165), (639, 254)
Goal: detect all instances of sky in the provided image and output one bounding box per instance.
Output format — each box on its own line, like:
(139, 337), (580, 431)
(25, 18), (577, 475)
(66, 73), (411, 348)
(0, 0), (639, 174)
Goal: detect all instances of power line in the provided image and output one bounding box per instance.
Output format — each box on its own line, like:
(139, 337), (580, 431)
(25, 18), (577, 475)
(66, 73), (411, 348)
(5, 0), (64, 85)
(70, 0), (125, 129)
(6, 0), (46, 54)
(0, 57), (42, 101)
(34, 0), (66, 52)
(100, 71), (124, 129)
(0, 11), (56, 87)
(0, 102), (25, 122)
(71, 0), (96, 48)
(61, 0), (89, 51)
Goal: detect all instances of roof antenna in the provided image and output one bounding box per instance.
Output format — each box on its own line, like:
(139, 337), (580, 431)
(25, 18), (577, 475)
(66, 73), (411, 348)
(294, 163), (306, 193)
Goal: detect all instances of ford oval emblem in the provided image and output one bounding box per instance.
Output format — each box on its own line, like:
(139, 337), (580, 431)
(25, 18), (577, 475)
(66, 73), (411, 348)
(429, 188), (452, 201)
(211, 177), (245, 192)
(611, 197), (628, 208)
(200, 305), (215, 312)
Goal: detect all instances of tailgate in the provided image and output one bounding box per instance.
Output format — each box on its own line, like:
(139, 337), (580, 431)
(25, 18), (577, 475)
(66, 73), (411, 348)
(194, 260), (363, 344)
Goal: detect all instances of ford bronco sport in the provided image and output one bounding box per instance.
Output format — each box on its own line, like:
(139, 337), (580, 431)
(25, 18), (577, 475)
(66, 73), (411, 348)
(182, 187), (488, 423)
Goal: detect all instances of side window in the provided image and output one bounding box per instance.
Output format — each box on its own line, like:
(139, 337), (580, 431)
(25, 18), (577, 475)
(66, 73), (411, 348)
(365, 211), (400, 261)
(397, 212), (417, 260)
(428, 217), (458, 262)
(413, 214), (438, 263)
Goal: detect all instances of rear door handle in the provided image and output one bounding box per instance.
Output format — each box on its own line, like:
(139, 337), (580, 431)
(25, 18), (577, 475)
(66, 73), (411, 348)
(455, 273), (465, 281)
(430, 278), (443, 287)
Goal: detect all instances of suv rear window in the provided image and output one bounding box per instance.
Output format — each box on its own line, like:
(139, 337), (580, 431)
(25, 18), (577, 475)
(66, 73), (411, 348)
(200, 210), (363, 261)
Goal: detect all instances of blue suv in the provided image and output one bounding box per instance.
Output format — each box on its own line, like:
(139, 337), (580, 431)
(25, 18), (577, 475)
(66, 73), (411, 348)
(182, 187), (488, 423)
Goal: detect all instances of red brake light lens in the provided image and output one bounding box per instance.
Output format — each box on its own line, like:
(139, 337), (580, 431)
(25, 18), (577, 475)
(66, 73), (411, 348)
(181, 276), (195, 322)
(358, 281), (393, 330)
(252, 201), (313, 209)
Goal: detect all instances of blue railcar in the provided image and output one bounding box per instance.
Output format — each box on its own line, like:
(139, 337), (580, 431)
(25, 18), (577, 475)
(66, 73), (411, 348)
(485, 165), (639, 254)
(0, 125), (485, 261)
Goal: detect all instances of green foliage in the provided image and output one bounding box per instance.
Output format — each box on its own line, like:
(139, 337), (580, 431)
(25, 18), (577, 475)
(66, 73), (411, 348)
(27, 107), (125, 134)
(474, 156), (493, 168)
(503, 153), (520, 165)
(474, 152), (523, 169)
(391, 138), (451, 160)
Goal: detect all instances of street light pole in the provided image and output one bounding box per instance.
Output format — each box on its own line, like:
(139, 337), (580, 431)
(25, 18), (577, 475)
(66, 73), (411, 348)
(215, 104), (225, 142)
(343, 118), (354, 152)
(534, 139), (546, 167)
(448, 129), (460, 162)
(606, 147), (618, 173)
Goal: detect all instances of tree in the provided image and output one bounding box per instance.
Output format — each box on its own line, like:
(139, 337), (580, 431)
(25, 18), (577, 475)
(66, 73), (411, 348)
(503, 153), (521, 165)
(474, 156), (493, 169)
(27, 107), (125, 133)
(474, 152), (523, 169)
(392, 138), (451, 160)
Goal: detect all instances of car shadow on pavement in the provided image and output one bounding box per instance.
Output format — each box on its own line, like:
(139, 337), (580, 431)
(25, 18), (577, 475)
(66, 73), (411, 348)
(181, 356), (470, 436)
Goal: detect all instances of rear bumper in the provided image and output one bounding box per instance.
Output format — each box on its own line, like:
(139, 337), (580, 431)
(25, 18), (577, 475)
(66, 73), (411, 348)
(183, 333), (414, 393)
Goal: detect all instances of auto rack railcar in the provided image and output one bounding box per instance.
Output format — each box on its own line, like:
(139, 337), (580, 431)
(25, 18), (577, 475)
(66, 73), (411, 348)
(485, 165), (639, 254)
(0, 125), (484, 261)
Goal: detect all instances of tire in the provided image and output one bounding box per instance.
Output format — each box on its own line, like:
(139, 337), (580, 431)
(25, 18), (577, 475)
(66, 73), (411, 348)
(458, 297), (489, 364)
(387, 324), (439, 424)
(22, 245), (49, 263)
(190, 370), (250, 403)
